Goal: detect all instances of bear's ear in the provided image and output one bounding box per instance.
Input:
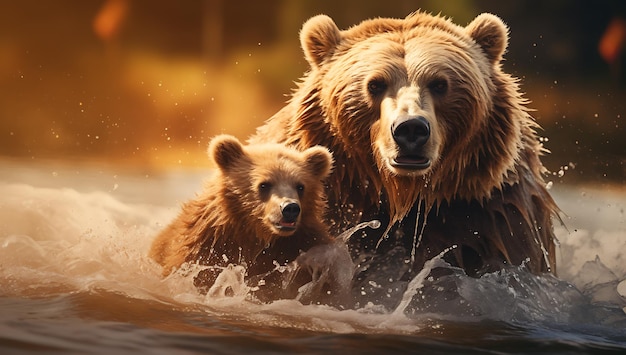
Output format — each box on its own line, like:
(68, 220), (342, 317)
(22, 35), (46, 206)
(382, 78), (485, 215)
(465, 13), (509, 64)
(208, 134), (246, 171)
(300, 15), (341, 69)
(303, 146), (333, 179)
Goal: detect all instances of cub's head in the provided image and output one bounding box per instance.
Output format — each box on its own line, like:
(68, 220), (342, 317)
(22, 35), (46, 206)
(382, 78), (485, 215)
(208, 135), (333, 241)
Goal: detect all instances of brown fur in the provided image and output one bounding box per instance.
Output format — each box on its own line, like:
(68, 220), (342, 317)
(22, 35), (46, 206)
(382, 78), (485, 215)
(149, 135), (334, 299)
(250, 11), (560, 279)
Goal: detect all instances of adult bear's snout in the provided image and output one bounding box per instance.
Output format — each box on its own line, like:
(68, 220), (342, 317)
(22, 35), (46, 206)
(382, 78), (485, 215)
(391, 115), (430, 154)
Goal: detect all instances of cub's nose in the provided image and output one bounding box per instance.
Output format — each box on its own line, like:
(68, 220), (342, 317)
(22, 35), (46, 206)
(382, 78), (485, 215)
(391, 115), (430, 153)
(280, 201), (301, 222)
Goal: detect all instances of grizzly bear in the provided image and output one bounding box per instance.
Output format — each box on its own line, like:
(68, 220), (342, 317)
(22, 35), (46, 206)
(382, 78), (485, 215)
(149, 134), (335, 301)
(249, 11), (560, 300)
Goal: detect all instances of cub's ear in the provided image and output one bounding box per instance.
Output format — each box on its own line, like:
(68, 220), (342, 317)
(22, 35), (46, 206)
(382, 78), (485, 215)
(208, 135), (246, 171)
(465, 13), (508, 64)
(303, 146), (333, 180)
(300, 14), (341, 69)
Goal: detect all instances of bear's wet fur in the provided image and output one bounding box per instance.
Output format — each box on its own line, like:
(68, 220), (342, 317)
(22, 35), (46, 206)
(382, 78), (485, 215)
(250, 11), (560, 291)
(149, 135), (335, 301)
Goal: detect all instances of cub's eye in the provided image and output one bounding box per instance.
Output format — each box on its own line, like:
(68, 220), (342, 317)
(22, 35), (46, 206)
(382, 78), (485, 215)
(296, 184), (305, 196)
(367, 79), (387, 96)
(258, 182), (272, 192)
(428, 79), (448, 96)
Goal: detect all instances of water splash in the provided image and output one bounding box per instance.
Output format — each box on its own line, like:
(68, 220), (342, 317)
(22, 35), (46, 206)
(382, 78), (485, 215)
(392, 246), (456, 317)
(1, 174), (626, 340)
(206, 264), (248, 299)
(337, 219), (381, 243)
(289, 219), (382, 305)
(193, 219), (384, 305)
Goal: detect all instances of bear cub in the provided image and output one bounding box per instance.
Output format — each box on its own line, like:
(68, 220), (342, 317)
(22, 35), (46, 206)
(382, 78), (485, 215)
(149, 135), (335, 302)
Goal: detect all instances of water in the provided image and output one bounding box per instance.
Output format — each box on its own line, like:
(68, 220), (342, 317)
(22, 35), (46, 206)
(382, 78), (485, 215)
(1, 159), (625, 354)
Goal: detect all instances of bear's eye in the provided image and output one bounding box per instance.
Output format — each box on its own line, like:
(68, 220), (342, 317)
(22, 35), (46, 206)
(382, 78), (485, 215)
(367, 79), (387, 96)
(428, 79), (448, 96)
(258, 182), (272, 192)
(296, 183), (305, 196)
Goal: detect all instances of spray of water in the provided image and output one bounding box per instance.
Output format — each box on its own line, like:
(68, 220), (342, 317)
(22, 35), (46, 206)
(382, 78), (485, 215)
(289, 219), (382, 304)
(199, 219), (383, 306)
(206, 264), (248, 299)
(392, 246), (457, 317)
(337, 219), (382, 243)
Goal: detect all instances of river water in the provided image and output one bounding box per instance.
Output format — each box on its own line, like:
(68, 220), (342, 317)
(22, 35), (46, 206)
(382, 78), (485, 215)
(1, 158), (625, 354)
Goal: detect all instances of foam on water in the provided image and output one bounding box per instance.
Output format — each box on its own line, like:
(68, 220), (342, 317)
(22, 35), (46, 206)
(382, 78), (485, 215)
(1, 169), (625, 336)
(0, 183), (172, 299)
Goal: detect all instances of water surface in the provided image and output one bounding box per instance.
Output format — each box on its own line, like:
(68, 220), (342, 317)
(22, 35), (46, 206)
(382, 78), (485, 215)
(1, 159), (625, 354)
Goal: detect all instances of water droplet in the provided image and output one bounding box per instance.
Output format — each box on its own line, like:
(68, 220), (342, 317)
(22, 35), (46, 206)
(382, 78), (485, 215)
(367, 220), (381, 229)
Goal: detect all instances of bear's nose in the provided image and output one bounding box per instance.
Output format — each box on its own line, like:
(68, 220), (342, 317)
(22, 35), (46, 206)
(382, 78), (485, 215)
(391, 115), (430, 153)
(280, 201), (301, 222)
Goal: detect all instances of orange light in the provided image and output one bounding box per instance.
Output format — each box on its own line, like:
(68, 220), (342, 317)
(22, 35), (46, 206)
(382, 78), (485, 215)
(93, 0), (129, 41)
(598, 17), (626, 64)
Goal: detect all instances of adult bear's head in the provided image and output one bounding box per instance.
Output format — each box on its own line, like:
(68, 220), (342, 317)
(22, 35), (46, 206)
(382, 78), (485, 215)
(298, 12), (533, 220)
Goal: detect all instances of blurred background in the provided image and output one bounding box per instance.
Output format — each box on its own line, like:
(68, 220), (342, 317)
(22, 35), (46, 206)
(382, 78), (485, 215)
(1, 0), (624, 185)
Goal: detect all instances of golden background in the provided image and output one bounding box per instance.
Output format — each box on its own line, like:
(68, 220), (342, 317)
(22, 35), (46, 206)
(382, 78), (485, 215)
(1, 0), (624, 184)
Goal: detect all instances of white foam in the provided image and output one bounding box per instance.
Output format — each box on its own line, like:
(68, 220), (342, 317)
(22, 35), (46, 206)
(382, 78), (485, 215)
(552, 185), (626, 282)
(206, 264), (249, 300)
(0, 182), (172, 300)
